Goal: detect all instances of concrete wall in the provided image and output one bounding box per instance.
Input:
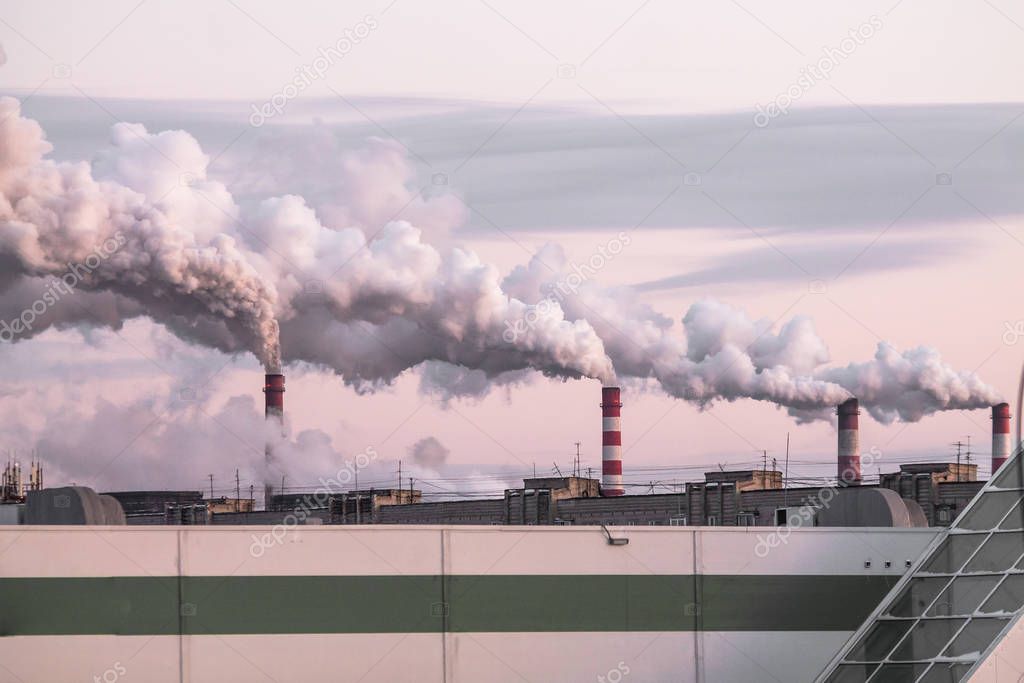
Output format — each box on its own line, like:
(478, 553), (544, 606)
(0, 525), (938, 683)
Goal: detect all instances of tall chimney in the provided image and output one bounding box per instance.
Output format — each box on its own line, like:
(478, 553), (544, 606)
(263, 374), (285, 507)
(838, 398), (861, 486)
(992, 403), (1012, 475)
(601, 386), (624, 497)
(264, 373), (285, 419)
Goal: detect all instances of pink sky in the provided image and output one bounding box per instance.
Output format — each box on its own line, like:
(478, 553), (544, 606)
(0, 0), (1021, 496)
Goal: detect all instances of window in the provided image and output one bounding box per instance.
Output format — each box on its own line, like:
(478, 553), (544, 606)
(845, 621), (913, 662)
(928, 576), (1001, 616)
(963, 533), (1024, 573)
(999, 499), (1024, 530)
(886, 577), (949, 618)
(865, 664), (930, 682)
(920, 534), (986, 574)
(736, 512), (756, 526)
(936, 506), (953, 524)
(775, 506), (817, 526)
(889, 619), (966, 661)
(819, 443), (1024, 681)
(706, 515), (719, 526)
(669, 515), (687, 526)
(981, 575), (1024, 614)
(944, 618), (1010, 657)
(958, 491), (1021, 530)
(823, 663), (878, 682)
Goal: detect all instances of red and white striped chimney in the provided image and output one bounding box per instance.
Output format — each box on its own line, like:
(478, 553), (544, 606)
(264, 373), (285, 420)
(838, 398), (861, 486)
(263, 374), (285, 506)
(601, 386), (624, 497)
(992, 403), (1012, 475)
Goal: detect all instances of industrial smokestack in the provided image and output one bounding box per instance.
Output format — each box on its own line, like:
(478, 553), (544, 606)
(263, 374), (285, 507)
(992, 403), (1012, 475)
(838, 398), (861, 486)
(264, 373), (285, 419)
(601, 386), (624, 497)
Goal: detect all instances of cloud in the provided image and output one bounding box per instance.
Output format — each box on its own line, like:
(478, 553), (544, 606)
(0, 98), (1002, 424)
(22, 95), (1024, 237)
(631, 236), (971, 292)
(409, 436), (449, 471)
(0, 97), (613, 383)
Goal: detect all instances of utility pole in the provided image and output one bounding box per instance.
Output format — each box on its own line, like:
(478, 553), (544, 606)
(208, 474), (214, 500)
(784, 433), (790, 507)
(355, 465), (360, 524)
(398, 460), (402, 493)
(249, 484), (254, 513)
(235, 469), (241, 512)
(409, 477), (414, 499)
(574, 442), (581, 478)
(966, 435), (973, 478)
(953, 441), (965, 482)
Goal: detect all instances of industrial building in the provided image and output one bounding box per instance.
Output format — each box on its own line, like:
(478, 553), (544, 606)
(4, 374), (1024, 681)
(94, 386), (995, 530)
(371, 463), (984, 528)
(240, 378), (1000, 531)
(1, 380), (1000, 531)
(0, 460), (42, 503)
(3, 455), (1024, 683)
(103, 489), (204, 515)
(6, 464), (987, 530)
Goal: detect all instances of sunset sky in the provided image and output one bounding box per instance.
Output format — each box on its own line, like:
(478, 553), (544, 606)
(0, 0), (1022, 498)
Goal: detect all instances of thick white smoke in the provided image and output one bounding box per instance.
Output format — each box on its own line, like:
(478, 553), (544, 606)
(0, 101), (282, 369)
(0, 97), (610, 381)
(503, 246), (1001, 423)
(0, 98), (1001, 424)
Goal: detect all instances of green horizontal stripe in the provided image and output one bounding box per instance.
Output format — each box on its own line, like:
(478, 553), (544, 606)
(447, 575), (696, 632)
(0, 574), (898, 636)
(697, 575), (900, 631)
(184, 576), (441, 635)
(0, 576), (181, 636)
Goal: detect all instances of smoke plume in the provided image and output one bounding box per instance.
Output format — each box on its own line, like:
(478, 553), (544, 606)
(0, 101), (281, 369)
(503, 246), (1001, 423)
(410, 436), (450, 471)
(0, 98), (1001, 424)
